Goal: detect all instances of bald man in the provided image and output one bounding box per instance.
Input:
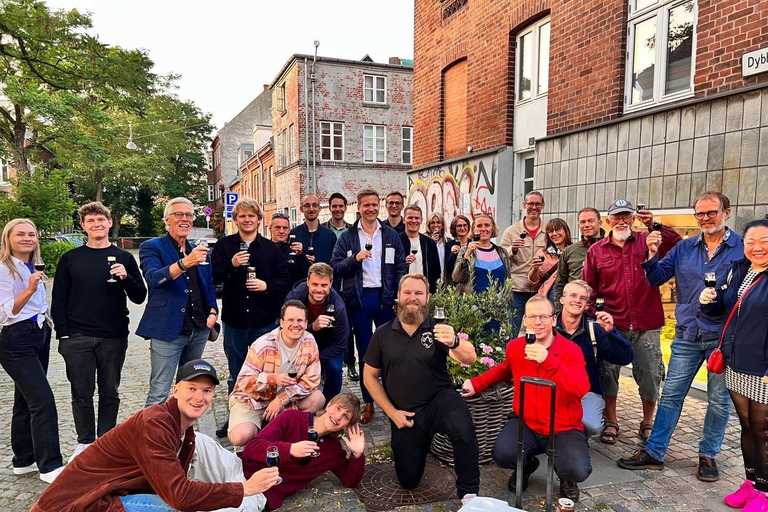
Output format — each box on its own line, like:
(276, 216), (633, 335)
(290, 195), (337, 266)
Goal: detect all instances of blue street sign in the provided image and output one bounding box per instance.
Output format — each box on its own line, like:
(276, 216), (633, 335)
(225, 192), (238, 219)
(203, 207), (213, 216)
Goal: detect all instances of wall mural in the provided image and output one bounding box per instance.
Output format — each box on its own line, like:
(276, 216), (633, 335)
(407, 153), (498, 229)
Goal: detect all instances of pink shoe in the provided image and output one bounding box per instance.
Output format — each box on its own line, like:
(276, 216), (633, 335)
(743, 493), (768, 512)
(724, 480), (761, 508)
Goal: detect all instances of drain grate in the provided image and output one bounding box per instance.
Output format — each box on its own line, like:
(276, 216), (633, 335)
(354, 460), (457, 511)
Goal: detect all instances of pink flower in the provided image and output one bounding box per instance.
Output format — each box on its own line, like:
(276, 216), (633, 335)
(482, 345), (493, 354)
(458, 333), (469, 341)
(480, 357), (495, 367)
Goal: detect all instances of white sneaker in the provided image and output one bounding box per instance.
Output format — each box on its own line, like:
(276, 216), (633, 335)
(68, 443), (91, 464)
(12, 462), (38, 475)
(39, 466), (64, 484)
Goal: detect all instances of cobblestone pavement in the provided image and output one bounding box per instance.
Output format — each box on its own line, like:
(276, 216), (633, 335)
(0, 274), (746, 511)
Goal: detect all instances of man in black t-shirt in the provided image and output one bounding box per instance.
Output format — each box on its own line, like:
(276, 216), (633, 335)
(363, 274), (480, 501)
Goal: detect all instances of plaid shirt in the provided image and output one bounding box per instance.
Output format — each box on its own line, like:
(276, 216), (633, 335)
(230, 327), (321, 410)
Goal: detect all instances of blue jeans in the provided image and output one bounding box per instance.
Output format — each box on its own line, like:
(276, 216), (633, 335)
(645, 337), (730, 461)
(223, 323), (274, 395)
(510, 292), (536, 338)
(121, 494), (178, 511)
(145, 327), (209, 407)
(349, 288), (395, 403)
(321, 353), (345, 403)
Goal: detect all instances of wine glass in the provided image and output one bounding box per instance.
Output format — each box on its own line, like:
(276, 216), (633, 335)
(325, 303), (335, 326)
(307, 246), (315, 257)
(288, 364), (298, 380)
(433, 306), (447, 324)
(33, 257), (46, 283)
(307, 428), (320, 457)
(107, 256), (117, 283)
(472, 233), (480, 242)
(365, 242), (373, 251)
(197, 239), (210, 265)
(266, 446), (282, 484)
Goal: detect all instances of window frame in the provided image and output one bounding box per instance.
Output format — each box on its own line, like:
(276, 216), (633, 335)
(276, 83), (286, 113)
(624, 0), (697, 112)
(276, 132), (284, 170)
(515, 17), (551, 104)
(320, 121), (345, 162)
(364, 124), (386, 164)
(363, 74), (387, 104)
(401, 126), (413, 165)
(288, 124), (295, 164)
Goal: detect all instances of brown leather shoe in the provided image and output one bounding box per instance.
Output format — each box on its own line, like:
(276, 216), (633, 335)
(361, 403), (374, 424)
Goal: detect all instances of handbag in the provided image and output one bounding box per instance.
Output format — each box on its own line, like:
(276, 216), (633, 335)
(706, 274), (763, 374)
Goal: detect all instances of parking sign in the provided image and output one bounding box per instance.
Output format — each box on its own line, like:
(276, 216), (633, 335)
(225, 192), (238, 219)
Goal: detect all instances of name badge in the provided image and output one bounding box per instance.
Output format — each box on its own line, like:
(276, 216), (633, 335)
(347, 250), (352, 257)
(385, 247), (395, 264)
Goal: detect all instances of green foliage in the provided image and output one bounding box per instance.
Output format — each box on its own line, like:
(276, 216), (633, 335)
(661, 316), (676, 343)
(40, 240), (75, 274)
(0, 170), (75, 235)
(428, 277), (513, 383)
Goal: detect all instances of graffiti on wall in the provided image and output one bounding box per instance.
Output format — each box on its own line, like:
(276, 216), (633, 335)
(407, 153), (498, 229)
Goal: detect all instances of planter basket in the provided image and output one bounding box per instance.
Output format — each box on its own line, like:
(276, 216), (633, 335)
(430, 382), (514, 465)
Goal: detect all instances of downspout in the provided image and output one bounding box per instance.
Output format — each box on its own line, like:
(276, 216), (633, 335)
(256, 150), (265, 235)
(311, 43), (319, 195)
(304, 58), (310, 196)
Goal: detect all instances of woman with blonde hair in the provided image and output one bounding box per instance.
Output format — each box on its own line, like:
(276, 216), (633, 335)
(0, 219), (64, 484)
(425, 212), (448, 282)
(529, 218), (573, 303)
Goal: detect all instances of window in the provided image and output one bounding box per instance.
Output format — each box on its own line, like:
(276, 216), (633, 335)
(401, 126), (413, 165)
(364, 75), (386, 103)
(364, 125), (386, 163)
(523, 156), (535, 195)
(269, 166), (274, 201)
(626, 0), (695, 110)
(276, 132), (284, 170)
(290, 207), (298, 227)
(517, 18), (550, 102)
(276, 83), (286, 113)
(288, 124), (295, 164)
(321, 122), (344, 161)
(207, 184), (214, 202)
(442, 59), (468, 158)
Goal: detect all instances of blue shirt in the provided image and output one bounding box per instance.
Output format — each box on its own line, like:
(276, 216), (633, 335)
(642, 228), (744, 342)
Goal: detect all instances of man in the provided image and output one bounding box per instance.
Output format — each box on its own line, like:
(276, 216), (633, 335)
(137, 197), (218, 407)
(228, 300), (325, 446)
(382, 191), (406, 234)
(270, 213), (311, 297)
(240, 392), (365, 510)
(286, 263), (350, 403)
(51, 201), (147, 462)
(463, 295), (591, 502)
(290, 194), (337, 265)
(212, 199), (289, 436)
(365, 274), (479, 501)
(331, 188), (407, 423)
(553, 207), (605, 306)
(323, 192), (353, 238)
(555, 280), (633, 435)
(500, 191), (547, 337)
(582, 199), (681, 446)
(399, 204), (441, 293)
(31, 359), (278, 512)
(618, 191), (742, 481)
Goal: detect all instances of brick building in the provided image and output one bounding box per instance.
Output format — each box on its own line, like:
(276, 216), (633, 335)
(269, 53), (413, 224)
(409, 0), (768, 234)
(231, 134), (277, 236)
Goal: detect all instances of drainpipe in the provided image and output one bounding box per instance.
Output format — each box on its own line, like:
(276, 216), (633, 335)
(304, 58), (310, 195)
(311, 40), (319, 195)
(256, 150), (265, 235)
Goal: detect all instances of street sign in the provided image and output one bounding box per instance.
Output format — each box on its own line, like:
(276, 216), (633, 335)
(742, 46), (768, 78)
(203, 207), (213, 216)
(225, 192), (239, 219)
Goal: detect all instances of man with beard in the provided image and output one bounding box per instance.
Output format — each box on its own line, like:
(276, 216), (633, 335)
(400, 205), (441, 293)
(618, 192), (742, 481)
(291, 195), (336, 265)
(270, 213), (311, 299)
(582, 199), (681, 446)
(554, 207), (605, 307)
(363, 274), (480, 502)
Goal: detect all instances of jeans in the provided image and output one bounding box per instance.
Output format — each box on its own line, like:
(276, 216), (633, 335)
(0, 321), (63, 473)
(390, 388), (480, 498)
(58, 334), (128, 443)
(146, 327), (209, 407)
(321, 353), (344, 403)
(349, 288), (395, 404)
(493, 413), (592, 483)
(121, 494), (179, 512)
(510, 292), (536, 338)
(223, 323), (275, 395)
(644, 337), (730, 461)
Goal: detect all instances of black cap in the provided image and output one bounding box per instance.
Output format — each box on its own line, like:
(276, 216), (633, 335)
(175, 359), (219, 385)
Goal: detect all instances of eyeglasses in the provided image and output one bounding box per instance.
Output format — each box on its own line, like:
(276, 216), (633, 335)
(272, 213), (289, 219)
(168, 212), (195, 219)
(525, 202), (544, 208)
(693, 210), (723, 220)
(524, 314), (554, 322)
(387, 201), (403, 206)
(302, 203), (320, 210)
(564, 293), (589, 303)
(610, 214), (633, 223)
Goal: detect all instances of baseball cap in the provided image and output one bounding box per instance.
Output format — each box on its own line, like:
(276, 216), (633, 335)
(607, 198), (635, 215)
(175, 359), (219, 385)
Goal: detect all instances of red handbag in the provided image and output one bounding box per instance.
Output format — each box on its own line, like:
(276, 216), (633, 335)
(707, 274), (763, 374)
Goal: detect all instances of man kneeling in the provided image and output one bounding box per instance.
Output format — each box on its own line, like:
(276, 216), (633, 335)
(462, 296), (592, 502)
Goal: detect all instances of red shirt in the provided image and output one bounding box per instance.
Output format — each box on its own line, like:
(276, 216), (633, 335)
(582, 225), (681, 331)
(470, 333), (590, 435)
(306, 301), (325, 324)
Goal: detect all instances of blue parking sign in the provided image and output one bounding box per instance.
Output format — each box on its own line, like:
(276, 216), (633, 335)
(225, 192), (238, 219)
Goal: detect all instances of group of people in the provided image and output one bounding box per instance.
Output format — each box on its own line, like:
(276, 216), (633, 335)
(1, 185), (767, 510)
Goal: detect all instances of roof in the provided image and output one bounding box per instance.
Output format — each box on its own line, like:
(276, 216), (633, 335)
(270, 53), (414, 89)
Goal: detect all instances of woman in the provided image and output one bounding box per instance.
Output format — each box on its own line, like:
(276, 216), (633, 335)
(0, 219), (64, 483)
(529, 218), (573, 303)
(452, 214), (510, 296)
(426, 213), (447, 284)
(445, 215), (471, 286)
(700, 219), (768, 510)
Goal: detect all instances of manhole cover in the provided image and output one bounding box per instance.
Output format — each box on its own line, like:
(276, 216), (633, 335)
(355, 459), (457, 511)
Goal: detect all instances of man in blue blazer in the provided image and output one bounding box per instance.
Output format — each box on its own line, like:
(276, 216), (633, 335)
(137, 197), (218, 406)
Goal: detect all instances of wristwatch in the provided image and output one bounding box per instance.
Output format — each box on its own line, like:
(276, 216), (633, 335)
(450, 335), (461, 350)
(177, 258), (188, 272)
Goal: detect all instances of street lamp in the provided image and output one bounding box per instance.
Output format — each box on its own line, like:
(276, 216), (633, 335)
(126, 122), (137, 150)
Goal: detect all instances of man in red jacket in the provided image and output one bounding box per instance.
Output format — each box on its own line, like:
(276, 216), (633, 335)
(462, 296), (591, 502)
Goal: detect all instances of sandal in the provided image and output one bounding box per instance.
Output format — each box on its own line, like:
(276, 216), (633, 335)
(600, 422), (620, 444)
(639, 423), (652, 445)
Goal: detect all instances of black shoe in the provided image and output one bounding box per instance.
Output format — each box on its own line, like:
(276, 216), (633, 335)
(508, 456), (540, 493)
(215, 421), (229, 438)
(348, 366), (359, 381)
(697, 455), (719, 482)
(617, 449), (664, 470)
(559, 479), (580, 502)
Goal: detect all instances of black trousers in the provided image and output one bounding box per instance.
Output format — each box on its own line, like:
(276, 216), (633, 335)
(0, 321), (63, 472)
(390, 388), (480, 498)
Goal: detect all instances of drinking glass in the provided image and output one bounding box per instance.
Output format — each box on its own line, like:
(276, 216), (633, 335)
(307, 428), (320, 457)
(266, 446), (282, 484)
(433, 306), (447, 324)
(107, 256), (117, 283)
(197, 239), (210, 265)
(325, 303), (335, 326)
(289, 234), (297, 256)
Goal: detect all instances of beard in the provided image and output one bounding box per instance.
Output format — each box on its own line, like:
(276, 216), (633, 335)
(700, 221), (726, 235)
(398, 303), (428, 326)
(612, 226), (632, 241)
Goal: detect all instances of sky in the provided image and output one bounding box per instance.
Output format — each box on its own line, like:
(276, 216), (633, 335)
(44, 0), (415, 131)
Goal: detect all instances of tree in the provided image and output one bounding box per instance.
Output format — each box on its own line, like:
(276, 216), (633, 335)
(0, 169), (75, 234)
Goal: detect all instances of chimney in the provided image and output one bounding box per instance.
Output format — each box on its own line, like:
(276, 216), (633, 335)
(263, 84), (270, 91)
(388, 57), (401, 65)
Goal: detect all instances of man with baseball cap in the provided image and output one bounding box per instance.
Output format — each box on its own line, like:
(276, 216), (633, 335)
(31, 359), (279, 512)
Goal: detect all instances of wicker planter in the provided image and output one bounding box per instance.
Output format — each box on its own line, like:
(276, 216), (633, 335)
(430, 382), (514, 465)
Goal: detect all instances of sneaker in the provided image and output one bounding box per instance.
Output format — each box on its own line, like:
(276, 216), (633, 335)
(617, 449), (664, 471)
(39, 466), (64, 484)
(725, 480), (762, 508)
(697, 455), (719, 482)
(508, 456), (540, 492)
(68, 443), (91, 464)
(743, 493), (768, 512)
(461, 493), (477, 506)
(215, 421), (229, 438)
(559, 479), (580, 502)
(12, 462), (38, 475)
